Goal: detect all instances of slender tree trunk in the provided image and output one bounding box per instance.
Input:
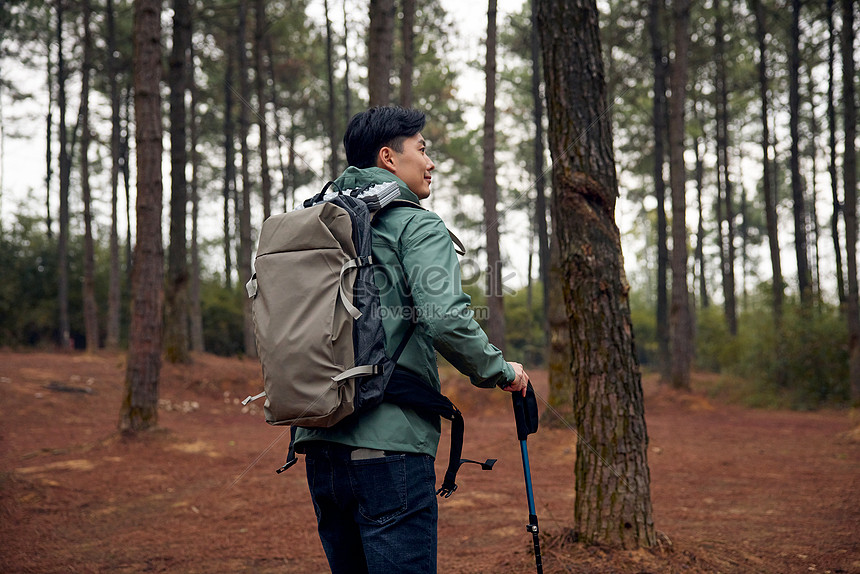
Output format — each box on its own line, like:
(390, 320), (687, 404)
(255, 0), (272, 219)
(223, 52), (235, 289)
(483, 0), (505, 352)
(122, 88), (133, 280)
(668, 0), (693, 390)
(715, 9), (736, 335)
(828, 0), (846, 305)
(538, 0), (655, 548)
(165, 0), (191, 364)
(693, 100), (708, 308)
(237, 0), (256, 358)
(531, 0), (549, 342)
(106, 0), (122, 349)
(189, 41), (204, 353)
(841, 0), (860, 404)
(45, 40), (53, 239)
(343, 2), (352, 122)
(120, 0), (164, 433)
(56, 0), (71, 350)
(80, 0), (99, 352)
(368, 0), (394, 106)
(807, 66), (822, 305)
(751, 0), (783, 321)
(400, 0), (416, 108)
(323, 0), (339, 179)
(649, 0), (670, 379)
(790, 0), (811, 305)
(266, 36), (290, 211)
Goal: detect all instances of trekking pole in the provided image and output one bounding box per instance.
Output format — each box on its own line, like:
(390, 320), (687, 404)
(511, 382), (543, 574)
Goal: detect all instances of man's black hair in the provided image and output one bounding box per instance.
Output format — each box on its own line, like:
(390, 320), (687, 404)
(343, 106), (426, 169)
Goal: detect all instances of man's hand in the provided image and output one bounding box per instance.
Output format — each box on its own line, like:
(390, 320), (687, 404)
(502, 362), (529, 396)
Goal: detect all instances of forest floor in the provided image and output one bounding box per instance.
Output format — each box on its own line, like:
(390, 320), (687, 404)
(1, 349), (859, 573)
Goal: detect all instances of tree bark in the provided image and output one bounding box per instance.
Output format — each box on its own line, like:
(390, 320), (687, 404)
(120, 0), (164, 433)
(106, 0), (122, 349)
(323, 0), (339, 179)
(237, 0), (257, 358)
(649, 0), (670, 379)
(223, 52), (235, 289)
(368, 0), (394, 106)
(715, 8), (736, 335)
(56, 0), (71, 350)
(400, 0), (416, 108)
(483, 0), (505, 353)
(80, 0), (99, 352)
(531, 0), (549, 343)
(165, 0), (191, 364)
(667, 0), (693, 390)
(828, 0), (845, 305)
(255, 0), (273, 219)
(693, 101), (708, 308)
(790, 0), (812, 305)
(189, 40), (204, 353)
(751, 0), (783, 322)
(538, 0), (655, 548)
(841, 0), (860, 404)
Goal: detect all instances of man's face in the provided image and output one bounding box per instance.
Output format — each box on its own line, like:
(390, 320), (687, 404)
(379, 133), (435, 199)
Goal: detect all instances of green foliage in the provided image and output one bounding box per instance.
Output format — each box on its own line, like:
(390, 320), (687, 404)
(200, 279), (245, 357)
(0, 213), (64, 347)
(695, 297), (849, 409)
(628, 289), (658, 367)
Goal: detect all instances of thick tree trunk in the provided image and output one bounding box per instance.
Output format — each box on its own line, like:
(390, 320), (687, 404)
(120, 0), (164, 433)
(668, 0), (693, 390)
(751, 0), (783, 321)
(649, 0), (670, 379)
(165, 0), (191, 364)
(483, 0), (506, 353)
(106, 0), (122, 349)
(400, 0), (416, 108)
(255, 0), (272, 219)
(790, 0), (812, 305)
(368, 0), (394, 106)
(80, 0), (99, 352)
(538, 0), (655, 548)
(841, 0), (860, 404)
(237, 0), (256, 358)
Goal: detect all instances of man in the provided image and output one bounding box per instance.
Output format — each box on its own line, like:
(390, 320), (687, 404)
(293, 106), (529, 573)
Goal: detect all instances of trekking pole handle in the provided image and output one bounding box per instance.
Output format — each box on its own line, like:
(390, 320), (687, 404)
(511, 382), (539, 440)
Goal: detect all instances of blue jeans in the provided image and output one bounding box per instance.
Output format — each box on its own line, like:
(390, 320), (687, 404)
(304, 442), (438, 574)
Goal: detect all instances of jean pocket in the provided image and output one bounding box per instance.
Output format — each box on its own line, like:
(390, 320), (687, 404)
(348, 454), (408, 525)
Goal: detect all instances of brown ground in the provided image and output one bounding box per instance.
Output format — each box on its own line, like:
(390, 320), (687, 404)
(1, 350), (858, 573)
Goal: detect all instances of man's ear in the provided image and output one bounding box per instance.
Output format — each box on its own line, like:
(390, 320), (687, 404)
(376, 146), (397, 171)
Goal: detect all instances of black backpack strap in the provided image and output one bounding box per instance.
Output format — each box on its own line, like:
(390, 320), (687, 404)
(276, 426), (299, 474)
(385, 367), (495, 497)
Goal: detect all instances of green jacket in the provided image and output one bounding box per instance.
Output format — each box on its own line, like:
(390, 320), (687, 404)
(294, 167), (515, 457)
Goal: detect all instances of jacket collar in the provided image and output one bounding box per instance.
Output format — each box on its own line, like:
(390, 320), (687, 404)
(334, 166), (422, 205)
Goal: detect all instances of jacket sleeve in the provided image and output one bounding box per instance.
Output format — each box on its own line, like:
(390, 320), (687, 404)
(398, 212), (515, 388)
